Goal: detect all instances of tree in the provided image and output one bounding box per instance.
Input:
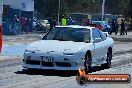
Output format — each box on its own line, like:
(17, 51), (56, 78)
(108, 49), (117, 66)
(34, 0), (131, 19)
(34, 0), (59, 19)
(127, 0), (132, 17)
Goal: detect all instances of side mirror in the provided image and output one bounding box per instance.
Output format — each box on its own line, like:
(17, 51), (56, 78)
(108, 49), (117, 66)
(93, 38), (102, 43)
(38, 35), (43, 40)
(103, 32), (109, 37)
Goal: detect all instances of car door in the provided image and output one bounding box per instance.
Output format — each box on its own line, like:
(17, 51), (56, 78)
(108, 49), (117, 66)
(98, 30), (108, 60)
(92, 29), (105, 64)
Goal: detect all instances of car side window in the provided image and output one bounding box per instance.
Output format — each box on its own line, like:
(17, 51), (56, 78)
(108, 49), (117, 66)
(98, 30), (107, 41)
(92, 29), (102, 40)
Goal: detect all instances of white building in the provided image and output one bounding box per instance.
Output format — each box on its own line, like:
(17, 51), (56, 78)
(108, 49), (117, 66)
(2, 0), (34, 34)
(3, 0), (34, 11)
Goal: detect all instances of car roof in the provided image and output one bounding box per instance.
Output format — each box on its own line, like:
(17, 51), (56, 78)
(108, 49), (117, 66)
(55, 25), (80, 28)
(55, 25), (95, 30)
(80, 26), (95, 29)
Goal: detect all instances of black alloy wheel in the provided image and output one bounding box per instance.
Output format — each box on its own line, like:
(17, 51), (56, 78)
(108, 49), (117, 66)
(106, 49), (112, 68)
(84, 52), (92, 73)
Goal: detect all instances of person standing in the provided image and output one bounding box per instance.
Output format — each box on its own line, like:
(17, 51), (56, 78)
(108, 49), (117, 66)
(21, 16), (27, 33)
(87, 19), (91, 25)
(120, 19), (127, 35)
(13, 15), (19, 34)
(29, 18), (33, 32)
(110, 19), (116, 35)
(61, 15), (67, 26)
(115, 20), (119, 35)
(48, 17), (54, 31)
(26, 17), (30, 34)
(67, 17), (73, 25)
(108, 20), (111, 34)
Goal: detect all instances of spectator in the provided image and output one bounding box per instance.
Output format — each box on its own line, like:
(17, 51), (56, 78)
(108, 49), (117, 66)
(13, 15), (19, 34)
(61, 15), (67, 26)
(21, 16), (27, 33)
(115, 20), (119, 35)
(120, 19), (127, 35)
(87, 19), (91, 25)
(84, 19), (90, 26)
(67, 17), (73, 25)
(25, 18), (30, 34)
(29, 18), (33, 32)
(110, 19), (116, 35)
(108, 20), (112, 34)
(13, 15), (19, 23)
(48, 17), (54, 31)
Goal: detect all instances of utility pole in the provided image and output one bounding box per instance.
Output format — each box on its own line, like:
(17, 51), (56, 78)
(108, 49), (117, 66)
(0, 0), (3, 52)
(58, 0), (60, 25)
(102, 0), (105, 24)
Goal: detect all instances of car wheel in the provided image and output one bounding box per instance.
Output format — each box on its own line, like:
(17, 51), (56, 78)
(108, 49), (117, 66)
(84, 52), (92, 73)
(106, 49), (112, 68)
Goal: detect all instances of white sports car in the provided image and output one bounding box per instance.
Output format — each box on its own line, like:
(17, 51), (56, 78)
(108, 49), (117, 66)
(23, 25), (114, 72)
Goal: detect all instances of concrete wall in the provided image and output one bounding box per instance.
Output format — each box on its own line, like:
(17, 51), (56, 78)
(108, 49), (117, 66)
(3, 0), (34, 35)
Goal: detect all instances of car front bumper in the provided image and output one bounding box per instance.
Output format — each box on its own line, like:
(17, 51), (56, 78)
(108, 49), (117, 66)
(23, 64), (81, 70)
(23, 53), (85, 70)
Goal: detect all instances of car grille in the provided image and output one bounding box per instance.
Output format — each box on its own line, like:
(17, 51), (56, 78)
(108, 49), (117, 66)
(42, 61), (54, 67)
(56, 62), (71, 67)
(26, 60), (40, 65)
(25, 60), (71, 67)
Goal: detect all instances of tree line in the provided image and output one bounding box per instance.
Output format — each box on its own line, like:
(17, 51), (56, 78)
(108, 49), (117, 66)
(34, 0), (132, 19)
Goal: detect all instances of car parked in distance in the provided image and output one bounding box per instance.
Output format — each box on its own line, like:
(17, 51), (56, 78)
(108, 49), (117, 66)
(91, 21), (110, 33)
(23, 25), (114, 73)
(33, 18), (49, 32)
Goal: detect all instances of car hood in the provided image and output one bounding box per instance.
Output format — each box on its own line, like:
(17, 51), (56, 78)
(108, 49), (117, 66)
(26, 40), (87, 55)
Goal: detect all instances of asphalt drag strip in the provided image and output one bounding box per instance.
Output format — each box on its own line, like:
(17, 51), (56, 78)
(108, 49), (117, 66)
(0, 48), (132, 88)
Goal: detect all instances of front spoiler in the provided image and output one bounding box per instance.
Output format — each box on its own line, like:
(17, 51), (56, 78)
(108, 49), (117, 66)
(23, 64), (84, 70)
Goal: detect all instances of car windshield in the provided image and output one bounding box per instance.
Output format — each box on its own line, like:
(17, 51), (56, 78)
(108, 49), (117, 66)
(43, 27), (90, 43)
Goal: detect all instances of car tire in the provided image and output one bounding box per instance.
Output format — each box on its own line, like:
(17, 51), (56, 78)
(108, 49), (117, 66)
(106, 49), (112, 68)
(84, 52), (92, 73)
